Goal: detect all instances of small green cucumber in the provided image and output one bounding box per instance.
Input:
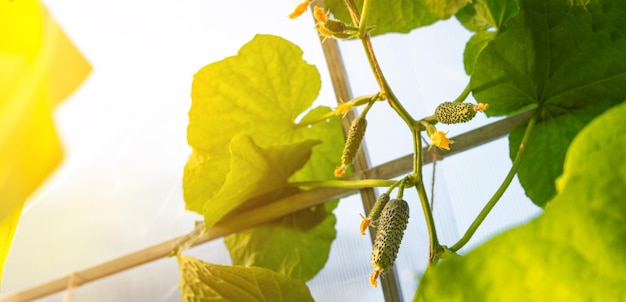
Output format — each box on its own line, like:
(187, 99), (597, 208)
(435, 102), (477, 124)
(370, 198), (409, 287)
(342, 116), (367, 166)
(360, 193), (390, 235)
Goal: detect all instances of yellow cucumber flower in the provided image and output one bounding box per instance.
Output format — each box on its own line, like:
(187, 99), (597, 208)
(429, 130), (454, 150)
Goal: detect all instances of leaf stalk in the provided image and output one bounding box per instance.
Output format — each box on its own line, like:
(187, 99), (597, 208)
(412, 132), (440, 263)
(358, 0), (371, 38)
(291, 179), (397, 189)
(449, 114), (538, 252)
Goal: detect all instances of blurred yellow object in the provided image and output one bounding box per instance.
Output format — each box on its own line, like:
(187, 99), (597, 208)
(0, 0), (91, 288)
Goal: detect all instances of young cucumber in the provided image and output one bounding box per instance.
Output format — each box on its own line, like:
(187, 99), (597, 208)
(435, 102), (477, 124)
(370, 198), (409, 287)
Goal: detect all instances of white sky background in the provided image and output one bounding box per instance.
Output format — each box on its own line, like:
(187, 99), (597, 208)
(2, 0), (542, 300)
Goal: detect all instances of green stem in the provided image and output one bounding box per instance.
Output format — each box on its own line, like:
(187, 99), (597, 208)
(397, 177), (407, 199)
(294, 93), (381, 128)
(411, 128), (420, 175)
(360, 97), (375, 116)
(290, 179), (396, 189)
(452, 81), (472, 103)
(361, 36), (415, 127)
(385, 180), (402, 195)
(343, 0), (360, 27)
(449, 114), (537, 252)
(358, 0), (371, 38)
(344, 0), (415, 128)
(294, 110), (337, 128)
(412, 132), (440, 263)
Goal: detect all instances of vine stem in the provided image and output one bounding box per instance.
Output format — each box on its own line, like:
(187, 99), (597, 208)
(449, 114), (538, 252)
(291, 179), (397, 189)
(343, 0), (361, 27)
(360, 97), (375, 116)
(413, 131), (440, 263)
(397, 178), (407, 199)
(361, 36), (415, 127)
(294, 111), (337, 128)
(452, 81), (472, 103)
(358, 0), (371, 38)
(343, 0), (415, 127)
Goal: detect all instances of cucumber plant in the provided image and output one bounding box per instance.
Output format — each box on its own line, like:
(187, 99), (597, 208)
(176, 0), (626, 301)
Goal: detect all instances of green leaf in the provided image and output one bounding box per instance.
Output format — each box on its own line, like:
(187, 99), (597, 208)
(224, 202), (336, 281)
(509, 103), (611, 206)
(178, 255), (314, 302)
(456, 0), (518, 75)
(184, 34), (323, 213)
(455, 0), (518, 31)
(184, 35), (345, 281)
(223, 107), (342, 281)
(289, 107), (345, 183)
(463, 31), (496, 75)
(557, 101), (626, 192)
(415, 100), (626, 302)
(470, 0), (626, 206)
(201, 135), (318, 229)
(323, 0), (469, 36)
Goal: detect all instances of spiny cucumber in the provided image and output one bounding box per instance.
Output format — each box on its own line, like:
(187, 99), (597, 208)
(335, 116), (367, 177)
(435, 102), (477, 124)
(370, 198), (409, 287)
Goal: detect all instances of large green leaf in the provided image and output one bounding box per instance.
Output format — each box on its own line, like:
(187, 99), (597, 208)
(557, 104), (626, 192)
(323, 0), (469, 36)
(184, 34), (322, 212)
(223, 107), (342, 281)
(415, 100), (626, 301)
(178, 254), (314, 302)
(184, 34), (344, 281)
(470, 0), (626, 206)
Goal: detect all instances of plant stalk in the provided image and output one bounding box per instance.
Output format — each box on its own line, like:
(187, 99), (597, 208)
(344, 0), (415, 127)
(412, 132), (440, 263)
(452, 81), (472, 103)
(360, 36), (415, 127)
(343, 0), (360, 27)
(291, 179), (397, 189)
(449, 114), (537, 252)
(294, 111), (337, 128)
(358, 0), (371, 38)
